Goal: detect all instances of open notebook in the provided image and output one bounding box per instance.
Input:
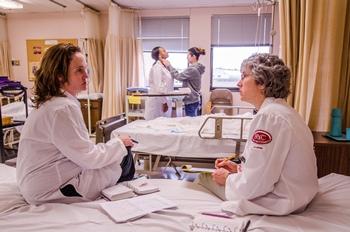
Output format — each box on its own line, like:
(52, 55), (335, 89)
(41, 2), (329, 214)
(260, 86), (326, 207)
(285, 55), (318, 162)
(102, 177), (159, 201)
(100, 194), (177, 223)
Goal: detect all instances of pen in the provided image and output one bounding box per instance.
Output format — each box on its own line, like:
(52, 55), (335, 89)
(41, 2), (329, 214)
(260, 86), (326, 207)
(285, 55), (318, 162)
(201, 212), (233, 219)
(241, 220), (251, 232)
(224, 153), (246, 164)
(224, 153), (238, 161)
(131, 139), (139, 144)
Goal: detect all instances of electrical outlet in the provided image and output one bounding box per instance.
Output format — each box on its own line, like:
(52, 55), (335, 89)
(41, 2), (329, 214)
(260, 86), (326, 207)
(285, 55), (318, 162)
(11, 60), (20, 66)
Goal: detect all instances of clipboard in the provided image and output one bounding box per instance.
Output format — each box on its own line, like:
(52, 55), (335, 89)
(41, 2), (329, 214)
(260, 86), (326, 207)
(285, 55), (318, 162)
(181, 165), (215, 174)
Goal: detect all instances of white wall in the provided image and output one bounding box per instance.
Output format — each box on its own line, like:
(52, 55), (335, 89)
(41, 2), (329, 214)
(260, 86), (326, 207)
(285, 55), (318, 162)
(6, 12), (85, 94)
(139, 6), (279, 109)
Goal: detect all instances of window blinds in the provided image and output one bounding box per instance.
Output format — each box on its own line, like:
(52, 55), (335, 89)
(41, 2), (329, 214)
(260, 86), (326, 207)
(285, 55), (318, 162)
(139, 17), (189, 52)
(211, 14), (272, 46)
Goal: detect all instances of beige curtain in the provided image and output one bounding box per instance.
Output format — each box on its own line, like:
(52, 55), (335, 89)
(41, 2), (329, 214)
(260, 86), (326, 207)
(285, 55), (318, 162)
(102, 3), (140, 118)
(82, 9), (104, 93)
(0, 41), (10, 77)
(280, 0), (348, 131)
(87, 39), (104, 92)
(338, 3), (350, 130)
(0, 15), (10, 77)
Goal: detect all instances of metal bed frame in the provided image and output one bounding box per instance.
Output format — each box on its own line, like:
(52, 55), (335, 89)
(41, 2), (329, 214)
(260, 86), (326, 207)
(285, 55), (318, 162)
(143, 106), (255, 176)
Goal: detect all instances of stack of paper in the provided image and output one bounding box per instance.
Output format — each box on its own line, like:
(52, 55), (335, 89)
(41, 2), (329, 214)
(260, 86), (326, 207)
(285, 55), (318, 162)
(100, 194), (177, 223)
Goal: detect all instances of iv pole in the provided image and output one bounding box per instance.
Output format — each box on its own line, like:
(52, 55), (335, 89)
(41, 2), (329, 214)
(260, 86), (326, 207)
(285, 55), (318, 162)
(82, 38), (92, 136)
(269, 0), (277, 54)
(254, 0), (277, 53)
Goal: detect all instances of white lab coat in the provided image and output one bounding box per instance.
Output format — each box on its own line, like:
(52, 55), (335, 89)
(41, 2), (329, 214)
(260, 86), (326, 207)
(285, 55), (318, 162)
(222, 97), (318, 216)
(144, 61), (174, 120)
(16, 93), (127, 204)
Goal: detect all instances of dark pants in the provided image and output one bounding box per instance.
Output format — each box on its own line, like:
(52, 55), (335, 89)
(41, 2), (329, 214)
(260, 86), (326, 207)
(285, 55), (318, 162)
(60, 147), (135, 197)
(185, 102), (200, 117)
(117, 146), (136, 183)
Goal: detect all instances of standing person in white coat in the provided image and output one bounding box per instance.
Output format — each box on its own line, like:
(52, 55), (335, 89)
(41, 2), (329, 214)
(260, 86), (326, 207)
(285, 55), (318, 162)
(161, 47), (205, 117)
(144, 46), (174, 120)
(200, 53), (318, 216)
(17, 44), (135, 204)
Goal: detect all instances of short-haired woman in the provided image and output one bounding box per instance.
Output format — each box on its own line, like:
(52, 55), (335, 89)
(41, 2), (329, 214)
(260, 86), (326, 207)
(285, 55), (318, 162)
(202, 53), (318, 216)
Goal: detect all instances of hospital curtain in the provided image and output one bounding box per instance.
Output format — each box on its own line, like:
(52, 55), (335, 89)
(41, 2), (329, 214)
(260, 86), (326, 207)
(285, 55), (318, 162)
(0, 15), (11, 77)
(82, 9), (104, 93)
(279, 0), (348, 131)
(86, 39), (104, 93)
(102, 3), (140, 118)
(338, 2), (350, 130)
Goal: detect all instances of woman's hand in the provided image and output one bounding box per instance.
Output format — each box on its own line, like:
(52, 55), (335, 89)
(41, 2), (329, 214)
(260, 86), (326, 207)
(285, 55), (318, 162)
(212, 168), (230, 186)
(117, 135), (134, 147)
(160, 58), (170, 67)
(162, 103), (169, 113)
(215, 159), (238, 173)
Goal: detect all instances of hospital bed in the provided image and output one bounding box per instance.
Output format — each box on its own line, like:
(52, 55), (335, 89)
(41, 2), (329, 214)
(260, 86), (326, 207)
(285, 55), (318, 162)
(0, 84), (30, 163)
(112, 113), (253, 171)
(1, 164), (350, 231)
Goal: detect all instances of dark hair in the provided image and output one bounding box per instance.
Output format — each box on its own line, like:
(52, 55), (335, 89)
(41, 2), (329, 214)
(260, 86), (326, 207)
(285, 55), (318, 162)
(151, 46), (161, 65)
(241, 53), (291, 99)
(188, 47), (206, 60)
(33, 43), (81, 108)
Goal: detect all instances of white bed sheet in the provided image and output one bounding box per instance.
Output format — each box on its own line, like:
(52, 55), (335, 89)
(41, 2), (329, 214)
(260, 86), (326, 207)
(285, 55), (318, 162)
(0, 164), (223, 232)
(112, 114), (253, 158)
(1, 164), (350, 232)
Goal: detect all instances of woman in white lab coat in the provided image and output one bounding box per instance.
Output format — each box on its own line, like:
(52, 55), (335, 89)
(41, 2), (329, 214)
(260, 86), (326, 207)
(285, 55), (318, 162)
(201, 53), (318, 216)
(17, 44), (135, 204)
(144, 46), (174, 120)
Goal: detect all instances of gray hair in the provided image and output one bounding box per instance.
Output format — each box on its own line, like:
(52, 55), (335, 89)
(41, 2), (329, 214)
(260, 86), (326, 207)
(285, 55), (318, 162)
(241, 53), (291, 99)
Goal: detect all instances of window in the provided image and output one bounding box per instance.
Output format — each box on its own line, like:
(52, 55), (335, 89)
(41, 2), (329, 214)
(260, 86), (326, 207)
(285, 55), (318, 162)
(211, 14), (272, 90)
(139, 17), (190, 87)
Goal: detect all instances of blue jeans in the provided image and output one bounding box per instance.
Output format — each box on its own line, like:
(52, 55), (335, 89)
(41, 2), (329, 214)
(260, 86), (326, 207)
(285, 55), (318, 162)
(185, 102), (200, 117)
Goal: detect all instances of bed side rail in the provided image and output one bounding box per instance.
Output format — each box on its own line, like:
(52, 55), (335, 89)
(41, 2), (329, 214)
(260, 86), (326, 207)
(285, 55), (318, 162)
(211, 105), (255, 115)
(198, 115), (253, 154)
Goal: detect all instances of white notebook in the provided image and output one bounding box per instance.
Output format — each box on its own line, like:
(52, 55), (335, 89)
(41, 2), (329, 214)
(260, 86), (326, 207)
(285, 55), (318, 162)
(123, 176), (159, 195)
(102, 184), (136, 201)
(190, 215), (251, 232)
(100, 194), (177, 223)
(101, 177), (159, 201)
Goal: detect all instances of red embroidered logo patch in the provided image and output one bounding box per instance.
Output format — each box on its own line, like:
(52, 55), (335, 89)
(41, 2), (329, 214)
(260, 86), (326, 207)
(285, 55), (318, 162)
(252, 130), (272, 144)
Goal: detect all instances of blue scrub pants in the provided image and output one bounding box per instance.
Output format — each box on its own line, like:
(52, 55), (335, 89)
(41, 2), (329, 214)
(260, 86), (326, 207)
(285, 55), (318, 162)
(185, 101), (200, 117)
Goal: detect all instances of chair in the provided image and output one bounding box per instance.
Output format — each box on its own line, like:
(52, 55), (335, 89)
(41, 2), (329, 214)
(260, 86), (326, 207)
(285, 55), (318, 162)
(209, 89), (233, 115)
(95, 113), (127, 144)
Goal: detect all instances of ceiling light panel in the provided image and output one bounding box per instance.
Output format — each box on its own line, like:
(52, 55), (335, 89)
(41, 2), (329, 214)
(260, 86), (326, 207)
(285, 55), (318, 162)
(0, 0), (23, 9)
